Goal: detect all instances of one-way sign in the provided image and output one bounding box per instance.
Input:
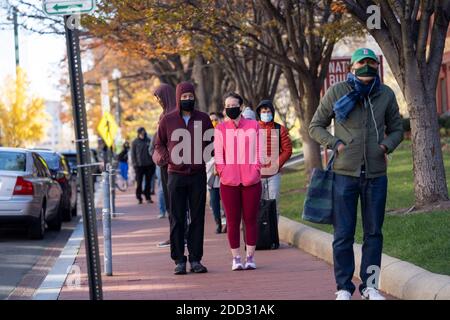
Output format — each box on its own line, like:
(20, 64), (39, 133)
(43, 0), (95, 16)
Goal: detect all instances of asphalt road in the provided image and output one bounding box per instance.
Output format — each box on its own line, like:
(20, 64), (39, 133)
(0, 216), (80, 300)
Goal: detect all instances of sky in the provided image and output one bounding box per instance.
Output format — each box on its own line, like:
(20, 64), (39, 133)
(0, 8), (66, 102)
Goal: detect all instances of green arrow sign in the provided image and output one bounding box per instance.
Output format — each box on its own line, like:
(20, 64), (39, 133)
(53, 3), (82, 11)
(43, 0), (96, 16)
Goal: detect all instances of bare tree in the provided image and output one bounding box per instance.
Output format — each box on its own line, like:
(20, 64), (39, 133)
(236, 0), (351, 177)
(342, 0), (449, 208)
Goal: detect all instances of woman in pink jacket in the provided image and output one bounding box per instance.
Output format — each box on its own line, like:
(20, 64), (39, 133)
(214, 92), (262, 271)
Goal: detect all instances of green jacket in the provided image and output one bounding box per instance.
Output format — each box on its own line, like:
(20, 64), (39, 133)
(309, 81), (403, 178)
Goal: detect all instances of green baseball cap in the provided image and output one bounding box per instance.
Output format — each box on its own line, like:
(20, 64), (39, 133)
(351, 48), (379, 64)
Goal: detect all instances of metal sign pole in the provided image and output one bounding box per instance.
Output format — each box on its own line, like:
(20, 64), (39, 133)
(102, 168), (113, 276)
(64, 14), (103, 300)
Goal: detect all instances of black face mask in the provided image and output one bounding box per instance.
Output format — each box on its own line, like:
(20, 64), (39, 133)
(180, 99), (195, 112)
(355, 64), (378, 77)
(226, 107), (241, 120)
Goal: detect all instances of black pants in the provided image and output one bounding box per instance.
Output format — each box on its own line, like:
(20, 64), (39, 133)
(135, 165), (155, 201)
(168, 171), (206, 264)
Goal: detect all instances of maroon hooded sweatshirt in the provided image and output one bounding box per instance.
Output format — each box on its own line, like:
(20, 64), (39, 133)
(152, 82), (213, 175)
(154, 83), (176, 120)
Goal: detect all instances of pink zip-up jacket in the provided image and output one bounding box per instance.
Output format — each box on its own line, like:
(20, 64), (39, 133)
(214, 118), (261, 187)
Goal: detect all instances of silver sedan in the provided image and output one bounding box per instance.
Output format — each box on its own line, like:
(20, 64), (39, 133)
(0, 147), (63, 239)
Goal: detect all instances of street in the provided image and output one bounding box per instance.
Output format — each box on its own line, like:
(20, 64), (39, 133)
(0, 216), (80, 299)
(1, 0), (449, 303)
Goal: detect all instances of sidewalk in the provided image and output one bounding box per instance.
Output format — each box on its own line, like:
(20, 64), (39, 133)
(59, 189), (371, 300)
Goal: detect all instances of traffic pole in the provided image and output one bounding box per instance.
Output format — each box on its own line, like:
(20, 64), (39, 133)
(13, 6), (19, 69)
(102, 167), (113, 276)
(64, 15), (103, 300)
(108, 161), (116, 218)
(110, 147), (116, 216)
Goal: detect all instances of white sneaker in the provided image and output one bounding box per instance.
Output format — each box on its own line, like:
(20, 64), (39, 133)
(244, 255), (256, 270)
(232, 256), (244, 271)
(361, 287), (386, 300)
(335, 290), (352, 300)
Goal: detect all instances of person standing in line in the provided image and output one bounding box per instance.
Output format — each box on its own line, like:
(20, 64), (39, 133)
(242, 106), (256, 120)
(117, 141), (131, 186)
(206, 112), (223, 234)
(309, 48), (403, 300)
(256, 100), (293, 221)
(153, 82), (213, 275)
(214, 92), (262, 271)
(155, 165), (167, 219)
(131, 127), (155, 204)
(151, 83), (176, 246)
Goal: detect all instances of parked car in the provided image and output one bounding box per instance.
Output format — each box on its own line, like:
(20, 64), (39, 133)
(60, 149), (102, 192)
(33, 149), (77, 220)
(0, 147), (63, 239)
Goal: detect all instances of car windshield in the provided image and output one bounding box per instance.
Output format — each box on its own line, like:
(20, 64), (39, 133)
(63, 154), (77, 170)
(38, 153), (60, 170)
(0, 152), (26, 171)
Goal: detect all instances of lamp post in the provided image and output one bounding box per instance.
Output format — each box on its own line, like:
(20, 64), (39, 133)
(112, 68), (121, 127)
(110, 69), (121, 215)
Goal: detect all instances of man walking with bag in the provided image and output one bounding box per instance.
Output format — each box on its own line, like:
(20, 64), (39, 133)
(309, 48), (403, 300)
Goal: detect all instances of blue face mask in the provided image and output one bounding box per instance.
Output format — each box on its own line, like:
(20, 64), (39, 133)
(260, 113), (273, 123)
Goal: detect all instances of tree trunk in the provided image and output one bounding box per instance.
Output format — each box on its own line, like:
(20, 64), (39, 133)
(405, 80), (449, 208)
(301, 84), (323, 179)
(192, 55), (208, 113)
(300, 125), (322, 178)
(210, 63), (224, 113)
(283, 67), (322, 179)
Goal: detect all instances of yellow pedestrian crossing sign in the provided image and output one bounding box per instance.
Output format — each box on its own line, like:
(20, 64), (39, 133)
(97, 112), (119, 148)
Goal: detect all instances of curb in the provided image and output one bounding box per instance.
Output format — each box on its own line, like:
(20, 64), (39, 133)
(32, 220), (84, 300)
(32, 184), (103, 300)
(278, 216), (450, 300)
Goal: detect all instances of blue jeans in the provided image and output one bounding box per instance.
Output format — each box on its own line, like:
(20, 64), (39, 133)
(209, 187), (221, 221)
(150, 169), (156, 193)
(155, 166), (166, 215)
(332, 172), (387, 295)
(119, 161), (128, 181)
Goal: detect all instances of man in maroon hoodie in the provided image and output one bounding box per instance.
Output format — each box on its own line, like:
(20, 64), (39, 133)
(153, 82), (214, 275)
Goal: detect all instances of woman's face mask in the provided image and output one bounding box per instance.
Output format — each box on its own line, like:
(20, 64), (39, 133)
(210, 117), (218, 128)
(226, 107), (241, 120)
(260, 112), (273, 123)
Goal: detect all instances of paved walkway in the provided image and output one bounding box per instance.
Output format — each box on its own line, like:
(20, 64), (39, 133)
(59, 188), (369, 300)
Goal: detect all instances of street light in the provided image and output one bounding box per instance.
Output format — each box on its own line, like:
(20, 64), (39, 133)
(7, 6), (20, 71)
(112, 68), (121, 127)
(110, 69), (121, 216)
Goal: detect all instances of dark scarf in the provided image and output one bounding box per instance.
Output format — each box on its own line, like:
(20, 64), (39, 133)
(333, 73), (381, 123)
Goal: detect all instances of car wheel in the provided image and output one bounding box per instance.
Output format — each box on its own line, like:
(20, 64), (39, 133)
(63, 199), (72, 222)
(29, 206), (45, 240)
(48, 206), (62, 231)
